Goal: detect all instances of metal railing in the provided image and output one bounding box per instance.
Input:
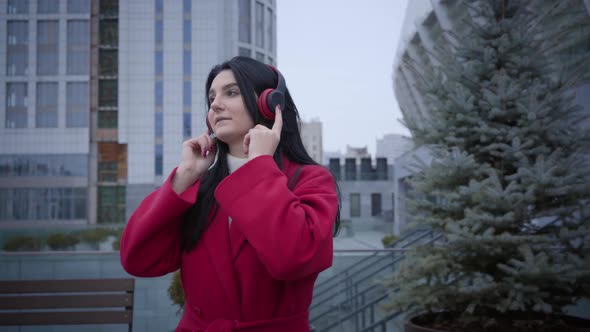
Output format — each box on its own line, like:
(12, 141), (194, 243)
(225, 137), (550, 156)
(311, 228), (432, 308)
(310, 228), (443, 331)
(311, 217), (567, 331)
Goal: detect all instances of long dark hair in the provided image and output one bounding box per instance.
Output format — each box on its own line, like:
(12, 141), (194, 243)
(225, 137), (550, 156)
(180, 56), (341, 252)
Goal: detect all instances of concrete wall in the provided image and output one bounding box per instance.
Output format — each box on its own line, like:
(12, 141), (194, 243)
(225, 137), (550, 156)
(0, 250), (369, 332)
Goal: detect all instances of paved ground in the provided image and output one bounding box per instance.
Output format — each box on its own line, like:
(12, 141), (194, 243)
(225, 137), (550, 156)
(333, 230), (387, 251)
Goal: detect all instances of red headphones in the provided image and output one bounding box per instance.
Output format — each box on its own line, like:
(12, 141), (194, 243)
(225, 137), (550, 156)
(257, 65), (286, 121)
(207, 65), (286, 133)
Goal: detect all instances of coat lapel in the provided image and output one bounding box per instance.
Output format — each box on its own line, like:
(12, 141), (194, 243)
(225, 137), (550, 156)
(203, 211), (241, 319)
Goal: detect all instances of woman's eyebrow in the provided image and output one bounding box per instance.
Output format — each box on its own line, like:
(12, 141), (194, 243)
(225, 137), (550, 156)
(209, 83), (239, 96)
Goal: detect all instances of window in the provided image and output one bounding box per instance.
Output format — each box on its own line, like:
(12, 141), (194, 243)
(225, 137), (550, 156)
(155, 144), (163, 176)
(37, 0), (58, 13)
(183, 113), (191, 138)
(350, 193), (361, 217)
(183, 50), (191, 76)
(67, 0), (89, 13)
(7, 21), (28, 76)
(97, 186), (125, 223)
(255, 2), (264, 48)
(238, 0), (251, 43)
(98, 161), (117, 182)
(7, 0), (28, 14)
(371, 193), (382, 216)
(99, 79), (117, 107)
(99, 19), (118, 47)
(36, 82), (58, 128)
(99, 49), (117, 76)
(345, 158), (357, 180)
(239, 47), (251, 57)
(360, 158), (373, 180)
(66, 82), (88, 127)
(0, 187), (87, 221)
(183, 81), (191, 107)
(328, 159), (341, 181)
(183, 19), (191, 45)
(99, 0), (118, 16)
(37, 20), (59, 75)
(183, 0), (191, 13)
(155, 19), (163, 44)
(155, 51), (163, 76)
(376, 158), (388, 180)
(267, 8), (273, 52)
(155, 81), (163, 107)
(155, 112), (163, 137)
(5, 83), (28, 128)
(98, 111), (117, 128)
(0, 154), (88, 177)
(67, 20), (90, 75)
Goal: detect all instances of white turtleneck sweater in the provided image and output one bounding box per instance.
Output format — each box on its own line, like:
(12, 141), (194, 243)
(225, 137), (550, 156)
(226, 154), (249, 174)
(225, 154), (248, 227)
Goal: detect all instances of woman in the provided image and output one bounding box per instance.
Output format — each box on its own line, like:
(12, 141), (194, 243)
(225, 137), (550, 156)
(120, 56), (340, 332)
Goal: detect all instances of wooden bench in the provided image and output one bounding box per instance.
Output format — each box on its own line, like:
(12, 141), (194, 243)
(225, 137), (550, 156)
(0, 278), (134, 331)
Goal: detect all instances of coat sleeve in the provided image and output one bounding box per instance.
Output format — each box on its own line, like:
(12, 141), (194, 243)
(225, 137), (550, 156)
(120, 167), (200, 277)
(214, 156), (338, 281)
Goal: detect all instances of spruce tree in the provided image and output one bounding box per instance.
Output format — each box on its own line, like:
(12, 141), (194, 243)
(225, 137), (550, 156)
(387, 0), (590, 328)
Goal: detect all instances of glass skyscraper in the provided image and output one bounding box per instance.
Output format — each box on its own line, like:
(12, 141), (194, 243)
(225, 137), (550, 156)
(0, 0), (277, 227)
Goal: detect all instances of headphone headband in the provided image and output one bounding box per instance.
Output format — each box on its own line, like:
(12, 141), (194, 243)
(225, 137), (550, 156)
(268, 65), (286, 95)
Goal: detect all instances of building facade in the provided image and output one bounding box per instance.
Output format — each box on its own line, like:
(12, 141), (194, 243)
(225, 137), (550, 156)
(328, 156), (395, 233)
(391, 0), (590, 234)
(300, 118), (322, 164)
(0, 0), (277, 227)
(375, 133), (413, 165)
(344, 145), (370, 159)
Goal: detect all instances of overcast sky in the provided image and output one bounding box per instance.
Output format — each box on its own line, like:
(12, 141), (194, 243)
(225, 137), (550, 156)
(276, 0), (411, 155)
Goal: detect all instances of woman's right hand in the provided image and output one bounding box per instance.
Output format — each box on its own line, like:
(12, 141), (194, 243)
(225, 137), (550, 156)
(172, 132), (216, 194)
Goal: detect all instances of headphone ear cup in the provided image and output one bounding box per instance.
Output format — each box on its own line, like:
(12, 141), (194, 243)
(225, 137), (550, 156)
(267, 90), (285, 113)
(257, 88), (275, 120)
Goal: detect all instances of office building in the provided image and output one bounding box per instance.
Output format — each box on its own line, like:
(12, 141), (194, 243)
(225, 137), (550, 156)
(375, 133), (413, 165)
(0, 0), (277, 226)
(300, 118), (322, 164)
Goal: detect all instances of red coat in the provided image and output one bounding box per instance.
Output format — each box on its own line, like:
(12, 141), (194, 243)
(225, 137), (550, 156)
(120, 155), (338, 332)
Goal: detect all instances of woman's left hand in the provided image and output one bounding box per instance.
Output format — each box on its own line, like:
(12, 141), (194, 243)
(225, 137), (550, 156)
(243, 106), (283, 160)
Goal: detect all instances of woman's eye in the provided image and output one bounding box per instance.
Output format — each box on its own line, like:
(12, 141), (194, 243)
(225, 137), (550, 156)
(227, 90), (239, 96)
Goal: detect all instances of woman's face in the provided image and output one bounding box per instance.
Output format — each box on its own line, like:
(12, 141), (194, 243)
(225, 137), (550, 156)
(207, 70), (255, 148)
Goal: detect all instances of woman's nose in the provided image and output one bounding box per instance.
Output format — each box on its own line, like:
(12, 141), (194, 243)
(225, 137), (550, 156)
(210, 97), (222, 112)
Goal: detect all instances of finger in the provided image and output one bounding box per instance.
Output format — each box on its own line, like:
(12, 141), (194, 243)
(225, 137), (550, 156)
(184, 137), (201, 147)
(197, 138), (210, 157)
(205, 135), (215, 154)
(206, 141), (216, 160)
(184, 132), (209, 147)
(243, 133), (250, 155)
(272, 106), (283, 135)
